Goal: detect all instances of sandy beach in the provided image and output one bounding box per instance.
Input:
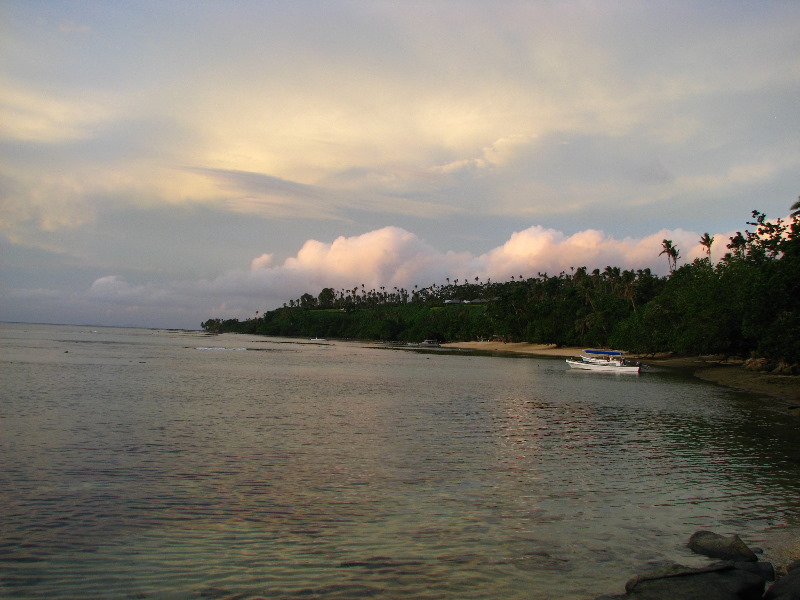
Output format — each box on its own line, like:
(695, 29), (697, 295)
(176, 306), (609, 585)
(441, 341), (800, 406)
(441, 341), (579, 357)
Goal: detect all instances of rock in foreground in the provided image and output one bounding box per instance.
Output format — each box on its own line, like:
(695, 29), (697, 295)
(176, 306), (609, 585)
(595, 530), (800, 600)
(763, 560), (800, 599)
(688, 530), (759, 562)
(624, 561), (767, 600)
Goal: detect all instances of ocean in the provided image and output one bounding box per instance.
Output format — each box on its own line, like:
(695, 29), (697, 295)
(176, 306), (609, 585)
(2, 322), (799, 599)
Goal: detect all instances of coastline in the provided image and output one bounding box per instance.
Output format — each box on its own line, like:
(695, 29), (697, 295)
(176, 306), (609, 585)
(441, 341), (800, 407)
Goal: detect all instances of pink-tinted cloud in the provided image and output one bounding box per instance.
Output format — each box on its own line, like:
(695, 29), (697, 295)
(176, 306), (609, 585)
(7, 222), (740, 329)
(194, 224), (733, 318)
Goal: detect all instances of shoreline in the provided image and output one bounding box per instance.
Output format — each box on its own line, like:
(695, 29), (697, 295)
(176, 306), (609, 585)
(440, 341), (800, 407)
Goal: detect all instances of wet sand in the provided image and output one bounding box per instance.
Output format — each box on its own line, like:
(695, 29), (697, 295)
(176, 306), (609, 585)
(441, 341), (800, 407)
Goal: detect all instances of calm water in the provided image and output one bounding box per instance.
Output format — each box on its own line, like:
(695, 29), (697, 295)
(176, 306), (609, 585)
(2, 323), (799, 599)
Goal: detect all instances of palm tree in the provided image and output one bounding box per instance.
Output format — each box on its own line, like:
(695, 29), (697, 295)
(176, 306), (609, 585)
(699, 233), (714, 257)
(659, 239), (680, 272)
(669, 245), (680, 271)
(659, 239), (674, 271)
(791, 195), (800, 217)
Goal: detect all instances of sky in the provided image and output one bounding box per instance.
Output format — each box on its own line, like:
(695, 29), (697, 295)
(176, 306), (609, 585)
(1, 1), (799, 330)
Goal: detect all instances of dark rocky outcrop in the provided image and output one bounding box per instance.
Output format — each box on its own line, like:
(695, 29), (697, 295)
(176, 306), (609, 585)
(594, 531), (797, 600)
(764, 560), (800, 599)
(624, 561), (767, 599)
(743, 358), (800, 375)
(689, 530), (760, 562)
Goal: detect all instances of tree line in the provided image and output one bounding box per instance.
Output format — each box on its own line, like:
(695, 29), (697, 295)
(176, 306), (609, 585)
(202, 209), (799, 366)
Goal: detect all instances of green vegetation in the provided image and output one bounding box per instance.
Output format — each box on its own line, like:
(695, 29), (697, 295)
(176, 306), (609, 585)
(203, 210), (799, 365)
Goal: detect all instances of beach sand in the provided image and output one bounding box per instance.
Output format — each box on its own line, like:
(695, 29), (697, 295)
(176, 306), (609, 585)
(441, 341), (578, 357)
(441, 341), (800, 406)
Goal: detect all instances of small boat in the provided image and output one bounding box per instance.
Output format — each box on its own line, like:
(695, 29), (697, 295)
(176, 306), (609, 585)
(566, 358), (641, 373)
(406, 339), (441, 348)
(566, 349), (642, 373)
(310, 337), (328, 342)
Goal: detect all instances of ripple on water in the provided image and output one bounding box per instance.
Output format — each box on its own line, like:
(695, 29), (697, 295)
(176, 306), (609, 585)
(2, 325), (800, 599)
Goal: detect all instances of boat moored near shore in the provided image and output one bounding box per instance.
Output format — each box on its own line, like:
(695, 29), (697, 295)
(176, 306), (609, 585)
(567, 349), (643, 373)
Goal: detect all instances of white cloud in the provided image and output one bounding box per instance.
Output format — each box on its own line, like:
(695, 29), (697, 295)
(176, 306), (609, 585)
(250, 254), (274, 270)
(432, 135), (536, 175)
(2, 1), (799, 329)
(0, 217), (763, 329)
(0, 83), (121, 144)
(3, 2), (798, 242)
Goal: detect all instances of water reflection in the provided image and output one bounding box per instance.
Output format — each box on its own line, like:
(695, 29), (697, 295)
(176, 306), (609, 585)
(1, 324), (799, 599)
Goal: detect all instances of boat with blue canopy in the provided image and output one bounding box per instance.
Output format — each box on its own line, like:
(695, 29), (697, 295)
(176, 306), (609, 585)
(566, 349), (642, 373)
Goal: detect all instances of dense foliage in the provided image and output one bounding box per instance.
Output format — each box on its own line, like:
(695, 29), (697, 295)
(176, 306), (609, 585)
(203, 211), (799, 364)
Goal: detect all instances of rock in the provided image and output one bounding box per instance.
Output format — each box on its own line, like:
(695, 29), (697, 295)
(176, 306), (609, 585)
(744, 358), (771, 371)
(624, 561), (766, 599)
(774, 361), (800, 375)
(688, 530), (759, 562)
(735, 560), (776, 581)
(764, 564), (800, 599)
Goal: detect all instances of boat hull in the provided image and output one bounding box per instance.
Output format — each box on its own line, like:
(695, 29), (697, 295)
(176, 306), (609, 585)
(566, 358), (640, 373)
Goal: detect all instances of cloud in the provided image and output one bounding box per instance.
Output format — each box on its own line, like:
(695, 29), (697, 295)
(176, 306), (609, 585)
(18, 223), (724, 327)
(199, 227), (459, 308)
(188, 167), (461, 220)
(2, 1), (799, 330)
(88, 275), (152, 303)
(0, 83), (119, 144)
(432, 135), (536, 175)
(3, 1), (798, 244)
(220, 222), (735, 300)
(282, 226), (459, 285)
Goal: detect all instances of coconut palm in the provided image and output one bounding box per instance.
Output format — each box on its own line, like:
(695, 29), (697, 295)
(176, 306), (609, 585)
(659, 239), (675, 272)
(791, 195), (800, 216)
(670, 245), (680, 271)
(699, 233), (714, 257)
(659, 239), (681, 272)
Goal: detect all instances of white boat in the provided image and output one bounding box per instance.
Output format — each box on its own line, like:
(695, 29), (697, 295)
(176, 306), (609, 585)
(406, 339), (441, 348)
(566, 358), (641, 373)
(566, 349), (642, 373)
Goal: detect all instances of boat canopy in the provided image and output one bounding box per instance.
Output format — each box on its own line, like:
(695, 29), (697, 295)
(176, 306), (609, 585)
(583, 349), (623, 356)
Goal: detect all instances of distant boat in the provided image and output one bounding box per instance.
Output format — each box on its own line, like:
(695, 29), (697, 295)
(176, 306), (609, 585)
(566, 349), (642, 373)
(406, 339), (440, 348)
(310, 337), (328, 342)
